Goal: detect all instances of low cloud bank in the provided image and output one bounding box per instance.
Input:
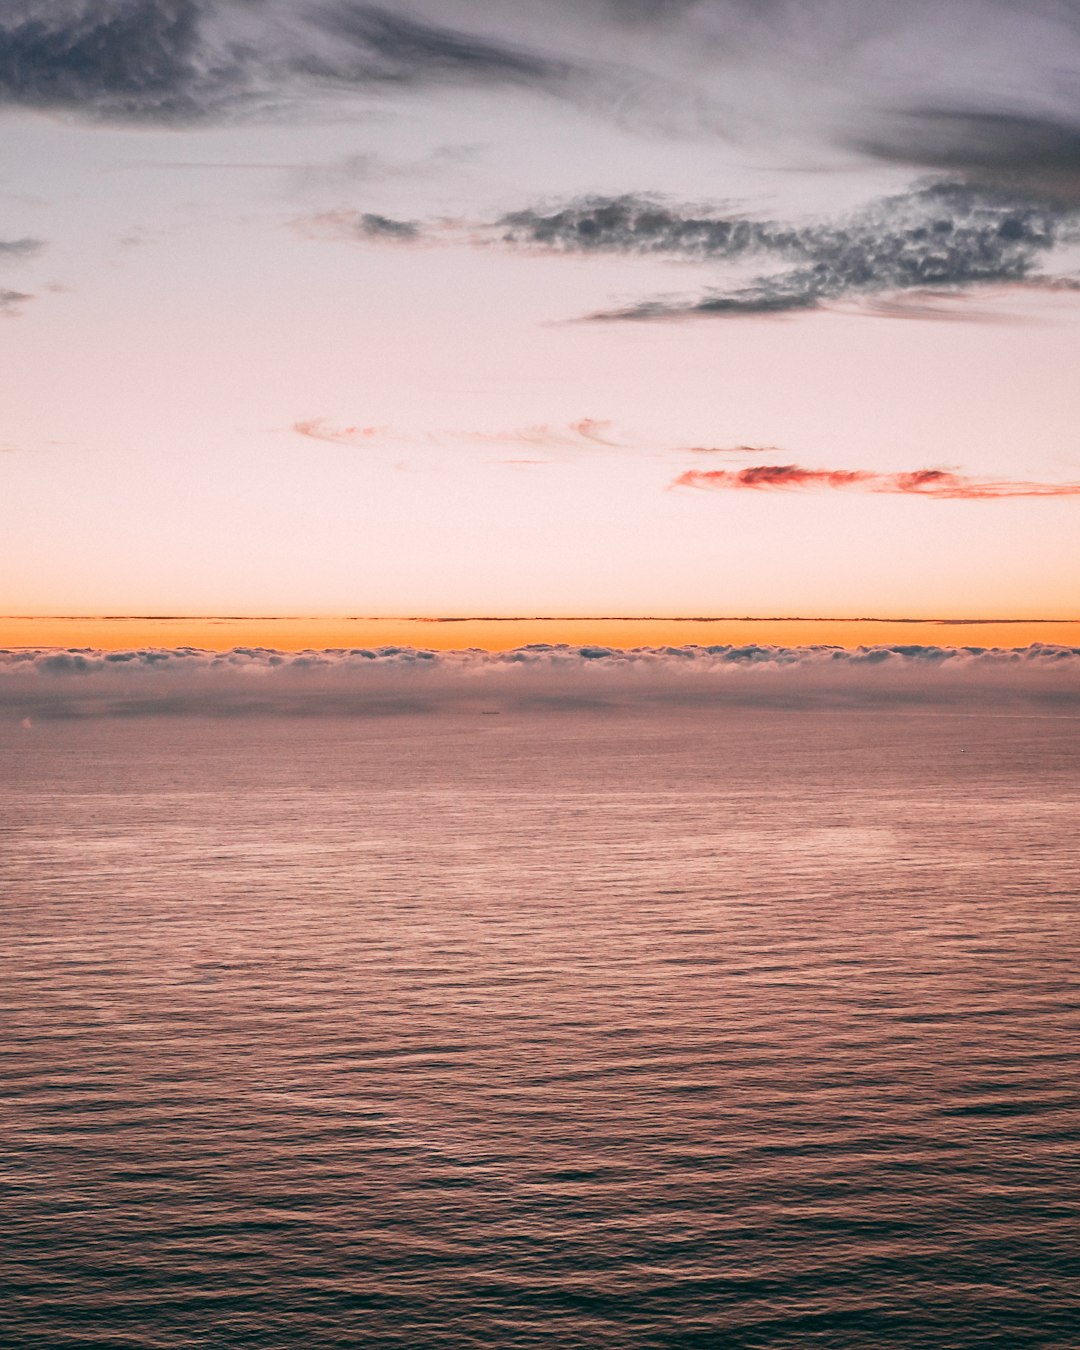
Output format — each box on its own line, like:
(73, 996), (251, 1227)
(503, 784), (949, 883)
(2, 644), (1078, 718)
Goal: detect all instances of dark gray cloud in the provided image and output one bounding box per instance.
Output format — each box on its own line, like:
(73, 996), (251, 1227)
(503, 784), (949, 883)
(2, 0), (1080, 218)
(0, 1), (572, 122)
(1, 0), (1079, 203)
(297, 208), (428, 246)
(859, 110), (1080, 178)
(353, 211), (421, 240)
(498, 184), (1079, 319)
(500, 196), (786, 258)
(301, 4), (570, 88)
(0, 1), (233, 122)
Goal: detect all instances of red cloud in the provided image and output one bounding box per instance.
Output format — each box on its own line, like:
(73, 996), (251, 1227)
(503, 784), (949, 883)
(674, 465), (1080, 498)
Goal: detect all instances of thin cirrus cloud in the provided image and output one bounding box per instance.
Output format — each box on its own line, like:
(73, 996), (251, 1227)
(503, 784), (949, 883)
(3, 642), (1079, 719)
(674, 465), (1080, 499)
(462, 419), (621, 449)
(293, 417), (621, 451)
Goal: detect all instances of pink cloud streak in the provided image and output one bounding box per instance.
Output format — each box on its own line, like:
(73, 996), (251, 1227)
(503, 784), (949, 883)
(293, 418), (388, 446)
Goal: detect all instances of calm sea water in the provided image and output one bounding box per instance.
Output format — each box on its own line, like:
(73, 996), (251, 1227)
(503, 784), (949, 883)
(3, 709), (1079, 1348)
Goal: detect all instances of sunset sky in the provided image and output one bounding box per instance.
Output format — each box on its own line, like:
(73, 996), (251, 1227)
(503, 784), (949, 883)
(3, 0), (1080, 645)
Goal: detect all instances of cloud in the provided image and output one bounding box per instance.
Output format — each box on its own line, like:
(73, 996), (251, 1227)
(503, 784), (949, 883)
(496, 184), (1080, 320)
(499, 196), (778, 259)
(463, 418), (621, 449)
(567, 417), (619, 446)
(3, 0), (1080, 210)
(301, 183), (1078, 320)
(286, 143), (480, 193)
(674, 464), (1080, 498)
(299, 209), (426, 244)
(292, 416), (621, 451)
(0, 1), (572, 123)
(0, 0), (233, 122)
(0, 237), (43, 258)
(0, 287), (33, 315)
(3, 642), (1079, 718)
(293, 418), (389, 446)
(855, 109), (1080, 187)
(353, 211), (422, 240)
(304, 4), (571, 89)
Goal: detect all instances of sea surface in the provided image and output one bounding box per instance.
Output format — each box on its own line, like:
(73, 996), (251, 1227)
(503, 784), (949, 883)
(3, 709), (1079, 1348)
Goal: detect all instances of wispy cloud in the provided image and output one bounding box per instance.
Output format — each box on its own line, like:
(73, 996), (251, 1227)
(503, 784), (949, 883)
(292, 416), (622, 452)
(0, 237), (42, 317)
(0, 287), (33, 316)
(0, 236), (43, 258)
(854, 109), (1080, 198)
(307, 4), (572, 90)
(674, 464), (1080, 498)
(462, 418), (621, 449)
(287, 144), (479, 194)
(293, 418), (390, 446)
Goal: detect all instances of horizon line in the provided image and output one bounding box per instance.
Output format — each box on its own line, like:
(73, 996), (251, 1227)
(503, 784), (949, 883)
(4, 615), (1079, 626)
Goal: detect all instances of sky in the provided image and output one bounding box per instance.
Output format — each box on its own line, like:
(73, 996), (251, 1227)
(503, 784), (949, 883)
(3, 0), (1080, 644)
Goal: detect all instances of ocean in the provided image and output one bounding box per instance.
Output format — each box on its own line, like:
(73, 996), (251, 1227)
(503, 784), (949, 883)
(3, 707), (1079, 1348)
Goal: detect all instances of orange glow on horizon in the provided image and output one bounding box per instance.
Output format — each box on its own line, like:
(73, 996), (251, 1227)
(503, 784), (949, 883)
(3, 616), (1078, 652)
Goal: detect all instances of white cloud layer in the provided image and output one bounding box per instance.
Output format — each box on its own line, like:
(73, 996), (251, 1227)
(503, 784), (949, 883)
(2, 644), (1078, 717)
